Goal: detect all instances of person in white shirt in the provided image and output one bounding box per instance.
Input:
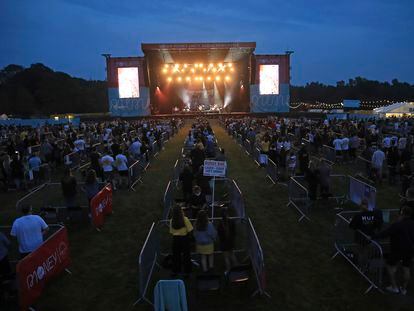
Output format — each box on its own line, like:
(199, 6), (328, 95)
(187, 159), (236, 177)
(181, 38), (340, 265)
(333, 136), (343, 162)
(101, 154), (115, 188)
(114, 151), (129, 189)
(372, 148), (385, 184)
(382, 136), (391, 150)
(341, 136), (350, 163)
(10, 205), (48, 258)
(129, 138), (142, 160)
(73, 137), (86, 156)
(398, 136), (407, 151)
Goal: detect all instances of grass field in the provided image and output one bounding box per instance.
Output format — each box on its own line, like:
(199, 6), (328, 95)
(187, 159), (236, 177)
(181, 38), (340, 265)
(1, 120), (413, 311)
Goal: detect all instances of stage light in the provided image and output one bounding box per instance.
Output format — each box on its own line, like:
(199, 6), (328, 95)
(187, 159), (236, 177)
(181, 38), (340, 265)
(218, 63), (223, 67)
(184, 64), (188, 68)
(194, 64), (199, 68)
(194, 76), (199, 81)
(209, 63), (214, 67)
(207, 76), (211, 81)
(203, 68), (207, 72)
(174, 64), (179, 68)
(200, 76), (204, 81)
(215, 76), (221, 81)
(177, 77), (182, 82)
(212, 68), (217, 73)
(186, 76), (191, 82)
(225, 76), (230, 81)
(164, 64), (169, 68)
(167, 77), (172, 82)
(162, 68), (167, 74)
(230, 67), (235, 72)
(228, 63), (233, 67)
(191, 68), (195, 73)
(199, 63), (203, 68)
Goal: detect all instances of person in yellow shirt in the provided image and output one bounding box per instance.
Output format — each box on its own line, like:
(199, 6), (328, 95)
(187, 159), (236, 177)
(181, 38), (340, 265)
(170, 205), (193, 276)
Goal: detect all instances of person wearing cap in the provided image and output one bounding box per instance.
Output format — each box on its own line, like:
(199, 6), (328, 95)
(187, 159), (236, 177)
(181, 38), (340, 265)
(10, 205), (49, 258)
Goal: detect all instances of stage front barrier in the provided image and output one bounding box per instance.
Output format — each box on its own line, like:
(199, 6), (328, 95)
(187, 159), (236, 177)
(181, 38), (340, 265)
(332, 211), (385, 294)
(322, 145), (336, 163)
(287, 177), (311, 222)
(15, 182), (106, 224)
(136, 216), (268, 306)
(349, 176), (377, 210)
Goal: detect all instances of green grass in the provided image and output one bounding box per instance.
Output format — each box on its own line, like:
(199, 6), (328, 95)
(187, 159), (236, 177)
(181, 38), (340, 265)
(1, 120), (413, 311)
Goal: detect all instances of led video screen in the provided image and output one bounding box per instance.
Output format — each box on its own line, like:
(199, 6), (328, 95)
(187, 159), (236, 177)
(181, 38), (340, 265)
(259, 64), (279, 95)
(118, 67), (139, 98)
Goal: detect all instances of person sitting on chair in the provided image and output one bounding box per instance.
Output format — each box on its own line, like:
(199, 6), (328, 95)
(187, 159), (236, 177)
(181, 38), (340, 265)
(189, 185), (206, 218)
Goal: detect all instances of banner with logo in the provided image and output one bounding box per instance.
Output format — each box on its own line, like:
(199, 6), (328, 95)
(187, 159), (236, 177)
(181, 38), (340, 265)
(16, 226), (71, 310)
(90, 184), (113, 228)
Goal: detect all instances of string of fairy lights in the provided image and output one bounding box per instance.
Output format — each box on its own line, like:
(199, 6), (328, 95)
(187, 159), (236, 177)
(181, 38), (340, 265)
(289, 100), (412, 110)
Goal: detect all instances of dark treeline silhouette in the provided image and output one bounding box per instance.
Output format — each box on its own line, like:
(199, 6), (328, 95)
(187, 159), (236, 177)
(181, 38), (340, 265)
(1, 63), (414, 116)
(0, 63), (107, 116)
(291, 77), (414, 104)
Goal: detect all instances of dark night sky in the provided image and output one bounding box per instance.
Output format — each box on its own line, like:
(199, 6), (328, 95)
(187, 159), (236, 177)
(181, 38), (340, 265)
(1, 0), (413, 85)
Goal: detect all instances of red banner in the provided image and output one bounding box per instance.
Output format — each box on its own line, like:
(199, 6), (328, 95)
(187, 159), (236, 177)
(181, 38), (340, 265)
(90, 184), (113, 228)
(16, 227), (71, 310)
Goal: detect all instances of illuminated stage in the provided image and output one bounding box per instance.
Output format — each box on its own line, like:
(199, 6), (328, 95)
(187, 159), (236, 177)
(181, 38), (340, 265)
(104, 42), (291, 117)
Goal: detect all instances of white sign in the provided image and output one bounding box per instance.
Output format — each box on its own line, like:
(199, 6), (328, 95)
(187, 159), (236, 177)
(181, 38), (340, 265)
(203, 160), (227, 177)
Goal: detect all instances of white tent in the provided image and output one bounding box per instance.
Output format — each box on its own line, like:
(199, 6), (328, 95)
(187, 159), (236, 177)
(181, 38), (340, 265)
(373, 102), (414, 117)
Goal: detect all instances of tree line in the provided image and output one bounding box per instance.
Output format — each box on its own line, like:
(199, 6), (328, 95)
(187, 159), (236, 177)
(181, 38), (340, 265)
(0, 64), (107, 116)
(1, 63), (414, 116)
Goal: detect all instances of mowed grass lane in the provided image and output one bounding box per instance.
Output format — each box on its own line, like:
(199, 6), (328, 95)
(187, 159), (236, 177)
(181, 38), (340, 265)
(211, 121), (411, 311)
(35, 124), (189, 311)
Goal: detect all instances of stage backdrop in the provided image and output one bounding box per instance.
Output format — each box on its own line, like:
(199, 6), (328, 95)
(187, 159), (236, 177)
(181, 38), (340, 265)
(106, 57), (150, 117)
(250, 55), (290, 113)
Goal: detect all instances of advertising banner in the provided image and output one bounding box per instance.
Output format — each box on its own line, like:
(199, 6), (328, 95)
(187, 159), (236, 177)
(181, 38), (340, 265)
(16, 227), (71, 310)
(90, 184), (113, 228)
(349, 177), (376, 210)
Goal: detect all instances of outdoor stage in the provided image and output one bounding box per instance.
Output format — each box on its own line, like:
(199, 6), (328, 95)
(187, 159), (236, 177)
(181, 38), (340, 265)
(103, 42), (291, 117)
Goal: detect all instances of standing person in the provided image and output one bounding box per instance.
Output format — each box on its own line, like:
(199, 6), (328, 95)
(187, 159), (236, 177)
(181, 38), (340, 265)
(387, 146), (400, 185)
(89, 147), (103, 182)
(83, 169), (101, 207)
(10, 153), (24, 190)
(349, 134), (360, 162)
(217, 208), (238, 271)
(371, 147), (385, 184)
(373, 206), (414, 295)
(0, 231), (11, 277)
(179, 165), (193, 203)
(319, 160), (331, 199)
(114, 150), (129, 189)
(341, 135), (350, 163)
(61, 168), (77, 209)
(193, 210), (217, 272)
(306, 160), (320, 202)
(169, 205), (193, 277)
(10, 205), (49, 258)
(287, 151), (297, 177)
(101, 152), (115, 189)
(333, 135), (343, 163)
(297, 144), (309, 176)
(129, 138), (142, 161)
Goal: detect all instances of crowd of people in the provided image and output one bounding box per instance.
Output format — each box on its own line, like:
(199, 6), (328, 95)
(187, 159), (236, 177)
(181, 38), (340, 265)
(0, 119), (181, 192)
(171, 120), (237, 277)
